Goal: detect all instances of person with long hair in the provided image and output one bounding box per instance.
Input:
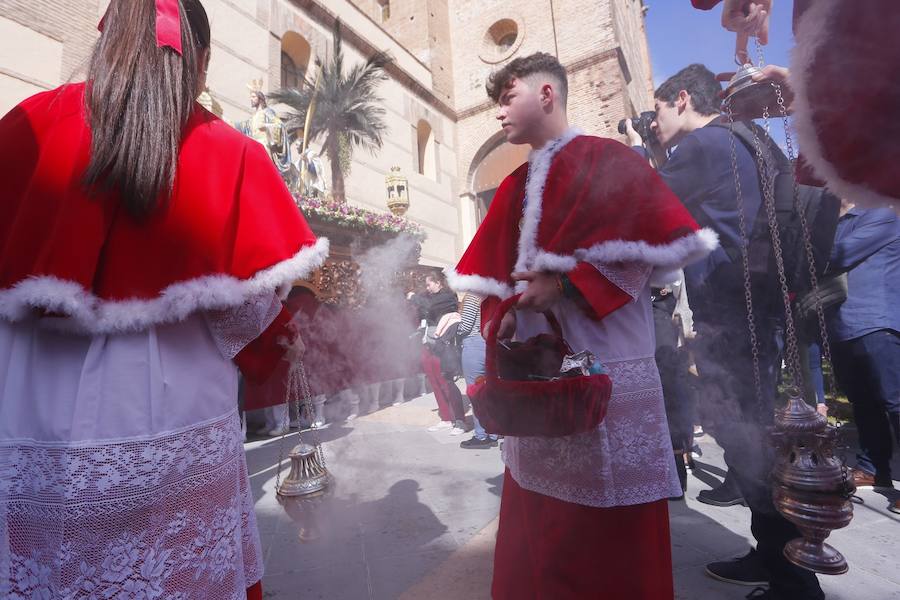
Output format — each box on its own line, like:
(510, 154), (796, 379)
(409, 273), (468, 434)
(0, 1), (328, 597)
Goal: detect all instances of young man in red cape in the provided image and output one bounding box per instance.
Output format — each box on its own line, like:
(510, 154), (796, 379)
(447, 53), (718, 599)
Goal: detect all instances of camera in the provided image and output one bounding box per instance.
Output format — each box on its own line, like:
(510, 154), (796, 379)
(617, 111), (657, 143)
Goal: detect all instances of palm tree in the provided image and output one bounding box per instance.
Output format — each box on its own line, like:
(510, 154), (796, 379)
(271, 21), (391, 203)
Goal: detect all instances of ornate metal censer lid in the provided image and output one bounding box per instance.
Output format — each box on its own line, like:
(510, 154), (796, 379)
(722, 63), (779, 119)
(277, 442), (330, 497)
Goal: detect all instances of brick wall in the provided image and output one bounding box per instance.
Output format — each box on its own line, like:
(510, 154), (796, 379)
(0, 0), (100, 81)
(0, 0), (654, 265)
(451, 0), (651, 200)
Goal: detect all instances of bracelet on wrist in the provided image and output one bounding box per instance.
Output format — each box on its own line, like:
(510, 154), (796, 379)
(559, 273), (577, 298)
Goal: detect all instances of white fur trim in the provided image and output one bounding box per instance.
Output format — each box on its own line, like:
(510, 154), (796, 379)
(444, 268), (515, 299)
(0, 238), (330, 334)
(791, 0), (896, 210)
(530, 251), (578, 273)
(514, 128), (584, 274)
(576, 228), (719, 268)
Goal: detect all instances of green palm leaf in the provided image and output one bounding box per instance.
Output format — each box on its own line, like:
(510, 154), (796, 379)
(270, 20), (392, 202)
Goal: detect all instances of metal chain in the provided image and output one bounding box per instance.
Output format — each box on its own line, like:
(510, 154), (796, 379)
(296, 358), (326, 469)
(724, 105), (764, 404)
(754, 37), (834, 400)
(748, 104), (803, 387)
(275, 355), (325, 490)
(771, 81), (835, 378)
(748, 39), (805, 388)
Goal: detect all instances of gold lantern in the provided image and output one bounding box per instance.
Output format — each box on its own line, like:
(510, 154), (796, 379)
(386, 166), (410, 216)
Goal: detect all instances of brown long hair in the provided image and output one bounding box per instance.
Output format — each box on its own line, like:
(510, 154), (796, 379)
(84, 0), (211, 219)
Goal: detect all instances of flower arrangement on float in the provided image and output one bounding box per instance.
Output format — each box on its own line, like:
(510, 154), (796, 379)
(294, 195), (426, 240)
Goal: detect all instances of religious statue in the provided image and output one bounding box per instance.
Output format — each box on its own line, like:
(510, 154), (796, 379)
(296, 147), (328, 198)
(236, 79), (294, 182)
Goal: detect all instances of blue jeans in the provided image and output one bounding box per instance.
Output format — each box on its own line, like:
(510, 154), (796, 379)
(461, 336), (497, 440)
(807, 341), (826, 404)
(832, 329), (900, 481)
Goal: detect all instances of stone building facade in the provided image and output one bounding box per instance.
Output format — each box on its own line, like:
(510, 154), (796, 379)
(0, 0), (653, 267)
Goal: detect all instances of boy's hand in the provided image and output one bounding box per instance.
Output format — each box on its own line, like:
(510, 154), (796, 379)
(513, 271), (562, 312)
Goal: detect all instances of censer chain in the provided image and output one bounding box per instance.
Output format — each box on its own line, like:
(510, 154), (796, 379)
(725, 105), (764, 406)
(275, 355), (324, 490)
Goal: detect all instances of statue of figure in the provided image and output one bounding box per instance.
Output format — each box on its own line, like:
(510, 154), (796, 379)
(236, 80), (293, 181)
(296, 147), (328, 198)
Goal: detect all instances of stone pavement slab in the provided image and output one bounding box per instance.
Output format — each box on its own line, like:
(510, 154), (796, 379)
(246, 394), (900, 599)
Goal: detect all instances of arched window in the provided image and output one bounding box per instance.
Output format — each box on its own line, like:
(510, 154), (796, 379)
(280, 32), (311, 90)
(416, 120), (436, 179)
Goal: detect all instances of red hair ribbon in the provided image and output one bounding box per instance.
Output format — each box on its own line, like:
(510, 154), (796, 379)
(98, 0), (183, 56)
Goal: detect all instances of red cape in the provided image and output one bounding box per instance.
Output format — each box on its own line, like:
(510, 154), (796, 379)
(447, 131), (717, 320)
(0, 83), (328, 334)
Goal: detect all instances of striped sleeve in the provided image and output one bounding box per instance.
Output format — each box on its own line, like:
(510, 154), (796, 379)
(458, 294), (482, 338)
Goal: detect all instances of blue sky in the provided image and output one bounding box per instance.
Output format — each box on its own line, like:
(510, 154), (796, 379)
(645, 2), (794, 88)
(643, 2), (795, 148)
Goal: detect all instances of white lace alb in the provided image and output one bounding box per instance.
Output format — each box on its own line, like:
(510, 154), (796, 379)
(505, 261), (682, 508)
(0, 409), (263, 599)
(503, 357), (683, 507)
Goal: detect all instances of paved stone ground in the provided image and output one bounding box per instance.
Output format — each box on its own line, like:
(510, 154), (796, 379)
(245, 393), (900, 600)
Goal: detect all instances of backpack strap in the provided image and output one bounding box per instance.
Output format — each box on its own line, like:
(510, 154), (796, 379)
(704, 118), (790, 266)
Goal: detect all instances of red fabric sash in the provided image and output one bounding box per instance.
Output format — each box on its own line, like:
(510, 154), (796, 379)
(99, 0), (184, 55)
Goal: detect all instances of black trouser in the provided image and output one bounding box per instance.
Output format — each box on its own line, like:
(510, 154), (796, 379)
(653, 293), (695, 452)
(692, 317), (823, 599)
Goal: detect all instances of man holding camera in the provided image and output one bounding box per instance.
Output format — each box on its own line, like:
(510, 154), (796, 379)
(626, 64), (824, 600)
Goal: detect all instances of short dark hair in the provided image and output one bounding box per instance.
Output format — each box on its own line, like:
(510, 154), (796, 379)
(486, 52), (568, 105)
(654, 64), (722, 116)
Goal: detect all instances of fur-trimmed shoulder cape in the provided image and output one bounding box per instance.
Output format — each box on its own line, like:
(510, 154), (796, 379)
(0, 83), (328, 334)
(447, 129), (717, 312)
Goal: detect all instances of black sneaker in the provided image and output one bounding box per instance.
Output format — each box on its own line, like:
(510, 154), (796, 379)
(705, 549), (771, 587)
(697, 479), (746, 507)
(460, 436), (494, 449)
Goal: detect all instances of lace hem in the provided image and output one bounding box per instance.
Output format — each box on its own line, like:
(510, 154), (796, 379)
(503, 357), (683, 508)
(0, 410), (263, 599)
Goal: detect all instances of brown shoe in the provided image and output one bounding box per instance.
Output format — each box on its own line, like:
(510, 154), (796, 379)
(850, 468), (894, 491)
(890, 498), (900, 515)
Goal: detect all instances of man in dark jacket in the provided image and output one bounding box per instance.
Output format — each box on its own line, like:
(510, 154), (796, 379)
(627, 63), (822, 600)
